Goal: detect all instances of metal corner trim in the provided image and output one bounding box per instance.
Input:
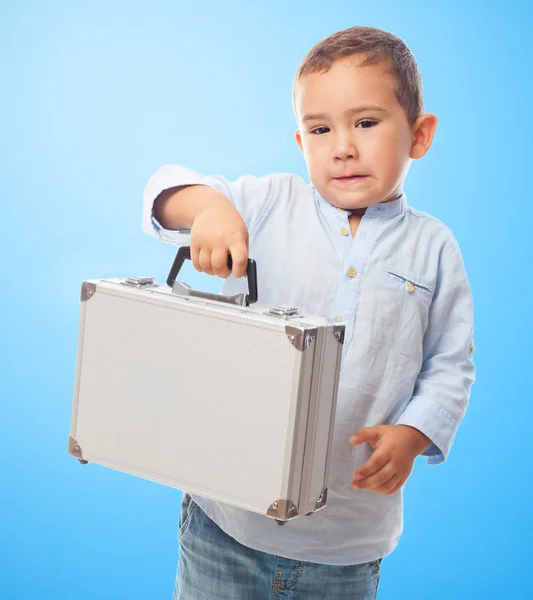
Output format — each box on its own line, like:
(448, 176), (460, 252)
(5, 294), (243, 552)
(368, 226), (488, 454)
(81, 282), (97, 302)
(334, 324), (345, 345)
(267, 499), (299, 521)
(285, 325), (318, 351)
(315, 487), (328, 510)
(68, 436), (83, 458)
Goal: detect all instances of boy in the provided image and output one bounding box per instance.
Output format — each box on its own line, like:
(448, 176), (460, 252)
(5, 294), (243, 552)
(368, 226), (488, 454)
(142, 26), (475, 600)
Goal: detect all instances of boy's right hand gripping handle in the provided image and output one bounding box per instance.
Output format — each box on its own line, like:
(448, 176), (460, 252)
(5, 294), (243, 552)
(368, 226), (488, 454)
(166, 246), (258, 306)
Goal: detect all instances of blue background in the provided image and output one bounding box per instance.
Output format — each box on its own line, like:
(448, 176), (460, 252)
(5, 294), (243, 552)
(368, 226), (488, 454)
(1, 1), (530, 598)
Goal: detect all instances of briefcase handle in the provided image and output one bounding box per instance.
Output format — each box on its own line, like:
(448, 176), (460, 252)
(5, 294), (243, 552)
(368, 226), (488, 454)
(166, 246), (258, 306)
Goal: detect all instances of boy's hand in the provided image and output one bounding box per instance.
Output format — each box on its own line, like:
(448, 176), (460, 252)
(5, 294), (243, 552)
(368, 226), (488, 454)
(349, 425), (432, 495)
(189, 189), (250, 279)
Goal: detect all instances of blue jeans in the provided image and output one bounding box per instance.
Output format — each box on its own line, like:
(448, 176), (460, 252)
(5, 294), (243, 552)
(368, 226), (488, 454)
(173, 493), (382, 600)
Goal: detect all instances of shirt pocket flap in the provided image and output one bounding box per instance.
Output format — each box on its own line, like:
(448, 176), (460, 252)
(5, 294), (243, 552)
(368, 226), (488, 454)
(384, 266), (433, 298)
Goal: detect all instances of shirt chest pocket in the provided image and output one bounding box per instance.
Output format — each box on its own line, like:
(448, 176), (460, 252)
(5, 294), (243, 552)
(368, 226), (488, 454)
(384, 267), (433, 300)
(362, 266), (434, 357)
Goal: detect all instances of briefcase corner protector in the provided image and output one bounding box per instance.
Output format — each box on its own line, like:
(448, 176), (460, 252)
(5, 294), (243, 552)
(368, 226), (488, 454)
(267, 499), (298, 522)
(80, 282), (97, 302)
(68, 436), (88, 464)
(333, 324), (345, 345)
(285, 325), (317, 352)
(266, 487), (328, 523)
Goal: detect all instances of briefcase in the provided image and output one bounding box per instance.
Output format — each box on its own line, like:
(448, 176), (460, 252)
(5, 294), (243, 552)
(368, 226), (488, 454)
(68, 246), (345, 524)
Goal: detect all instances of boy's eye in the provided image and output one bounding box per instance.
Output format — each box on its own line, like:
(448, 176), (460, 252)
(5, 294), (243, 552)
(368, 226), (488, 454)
(356, 120), (377, 129)
(311, 126), (330, 135)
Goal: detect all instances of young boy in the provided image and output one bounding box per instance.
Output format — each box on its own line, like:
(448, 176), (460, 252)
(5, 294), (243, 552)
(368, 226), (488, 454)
(142, 26), (475, 600)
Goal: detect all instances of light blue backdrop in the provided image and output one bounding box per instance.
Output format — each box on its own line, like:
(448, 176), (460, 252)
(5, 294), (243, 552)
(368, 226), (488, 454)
(1, 1), (530, 598)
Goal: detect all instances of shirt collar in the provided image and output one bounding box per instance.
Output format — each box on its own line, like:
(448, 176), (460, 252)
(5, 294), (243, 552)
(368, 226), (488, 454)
(313, 187), (407, 220)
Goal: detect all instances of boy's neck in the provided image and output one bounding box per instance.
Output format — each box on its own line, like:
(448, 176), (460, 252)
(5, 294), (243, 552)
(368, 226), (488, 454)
(349, 211), (364, 237)
(334, 192), (404, 237)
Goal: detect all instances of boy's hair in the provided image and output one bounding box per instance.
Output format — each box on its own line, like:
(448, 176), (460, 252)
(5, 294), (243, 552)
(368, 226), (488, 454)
(293, 26), (423, 126)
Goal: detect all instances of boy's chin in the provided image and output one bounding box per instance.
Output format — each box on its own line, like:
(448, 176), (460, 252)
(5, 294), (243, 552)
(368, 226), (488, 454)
(321, 189), (379, 212)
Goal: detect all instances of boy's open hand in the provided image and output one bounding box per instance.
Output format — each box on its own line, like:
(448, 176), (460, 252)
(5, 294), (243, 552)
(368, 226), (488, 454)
(349, 425), (433, 495)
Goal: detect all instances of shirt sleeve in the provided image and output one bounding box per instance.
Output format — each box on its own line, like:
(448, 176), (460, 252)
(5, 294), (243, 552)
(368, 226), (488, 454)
(394, 245), (475, 465)
(142, 164), (275, 245)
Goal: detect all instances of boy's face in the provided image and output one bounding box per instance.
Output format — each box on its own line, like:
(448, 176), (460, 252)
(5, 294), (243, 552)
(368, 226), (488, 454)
(294, 56), (431, 210)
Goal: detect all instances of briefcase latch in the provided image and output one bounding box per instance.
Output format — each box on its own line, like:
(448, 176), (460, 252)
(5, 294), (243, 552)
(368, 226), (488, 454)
(120, 277), (156, 288)
(267, 305), (300, 318)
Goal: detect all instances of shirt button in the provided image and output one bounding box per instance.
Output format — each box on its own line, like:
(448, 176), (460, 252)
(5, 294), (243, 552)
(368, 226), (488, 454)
(347, 267), (357, 278)
(339, 227), (349, 236)
(406, 281), (415, 293)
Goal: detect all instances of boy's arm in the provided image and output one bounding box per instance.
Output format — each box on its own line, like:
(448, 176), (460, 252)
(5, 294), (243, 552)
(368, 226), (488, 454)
(394, 244), (476, 465)
(142, 164), (275, 245)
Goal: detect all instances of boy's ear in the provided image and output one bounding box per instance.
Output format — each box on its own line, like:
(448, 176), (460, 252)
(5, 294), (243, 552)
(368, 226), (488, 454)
(410, 113), (438, 160)
(295, 130), (304, 153)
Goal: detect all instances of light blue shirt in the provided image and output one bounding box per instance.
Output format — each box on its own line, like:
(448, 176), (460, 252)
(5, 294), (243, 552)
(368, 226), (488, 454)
(142, 165), (475, 565)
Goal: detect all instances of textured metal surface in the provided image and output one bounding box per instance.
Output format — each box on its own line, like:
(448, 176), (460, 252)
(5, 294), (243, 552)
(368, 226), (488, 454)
(72, 288), (302, 510)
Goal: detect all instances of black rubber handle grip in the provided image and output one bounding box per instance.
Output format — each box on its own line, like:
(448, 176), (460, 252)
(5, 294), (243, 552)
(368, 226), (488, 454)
(166, 246), (258, 305)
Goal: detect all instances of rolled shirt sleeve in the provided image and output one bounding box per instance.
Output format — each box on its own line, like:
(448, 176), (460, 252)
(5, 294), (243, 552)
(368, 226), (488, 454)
(395, 245), (475, 465)
(142, 164), (275, 245)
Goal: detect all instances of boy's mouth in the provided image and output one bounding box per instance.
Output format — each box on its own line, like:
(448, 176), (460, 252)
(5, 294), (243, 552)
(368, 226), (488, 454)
(333, 175), (369, 185)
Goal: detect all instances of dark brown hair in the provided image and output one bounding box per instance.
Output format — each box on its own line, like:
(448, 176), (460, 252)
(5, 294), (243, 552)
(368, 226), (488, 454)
(293, 26), (424, 125)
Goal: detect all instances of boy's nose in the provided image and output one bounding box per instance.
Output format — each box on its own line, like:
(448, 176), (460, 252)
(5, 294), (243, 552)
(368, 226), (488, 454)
(333, 135), (358, 160)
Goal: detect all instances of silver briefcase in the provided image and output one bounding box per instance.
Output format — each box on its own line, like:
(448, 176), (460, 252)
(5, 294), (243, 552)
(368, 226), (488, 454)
(68, 247), (345, 525)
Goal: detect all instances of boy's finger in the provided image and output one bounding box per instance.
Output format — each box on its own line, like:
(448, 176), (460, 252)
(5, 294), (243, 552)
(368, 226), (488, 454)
(352, 463), (394, 490)
(374, 476), (401, 495)
(229, 242), (249, 278)
(352, 452), (389, 482)
(211, 247), (232, 279)
(191, 244), (202, 273)
(198, 247), (214, 275)
(349, 426), (382, 447)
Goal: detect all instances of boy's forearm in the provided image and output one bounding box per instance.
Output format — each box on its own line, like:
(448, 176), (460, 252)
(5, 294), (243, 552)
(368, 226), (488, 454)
(152, 184), (231, 231)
